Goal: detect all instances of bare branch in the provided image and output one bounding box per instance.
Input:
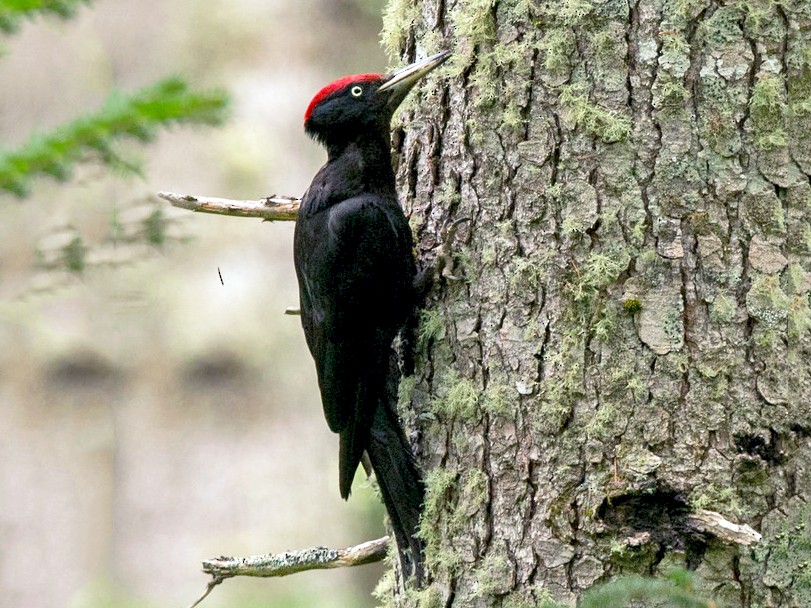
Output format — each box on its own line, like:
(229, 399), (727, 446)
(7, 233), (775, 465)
(158, 191), (300, 221)
(188, 537), (389, 607)
(203, 536), (389, 578)
(687, 510), (762, 546)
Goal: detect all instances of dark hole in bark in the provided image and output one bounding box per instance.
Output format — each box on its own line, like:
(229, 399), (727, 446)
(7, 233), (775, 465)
(598, 490), (689, 540)
(733, 430), (785, 465)
(597, 488), (707, 565)
(789, 422), (810, 438)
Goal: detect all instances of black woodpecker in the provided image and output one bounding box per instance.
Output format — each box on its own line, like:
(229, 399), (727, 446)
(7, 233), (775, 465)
(293, 51), (449, 583)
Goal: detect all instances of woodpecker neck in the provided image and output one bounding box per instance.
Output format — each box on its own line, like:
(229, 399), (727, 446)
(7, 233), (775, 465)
(326, 131), (396, 193)
(326, 123), (390, 157)
(302, 131), (397, 215)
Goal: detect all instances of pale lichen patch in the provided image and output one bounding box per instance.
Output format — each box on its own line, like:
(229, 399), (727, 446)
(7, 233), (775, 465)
(748, 236), (788, 273)
(746, 274), (790, 326)
(635, 285), (685, 355)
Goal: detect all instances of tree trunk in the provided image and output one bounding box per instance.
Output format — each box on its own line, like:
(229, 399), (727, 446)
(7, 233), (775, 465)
(381, 0), (811, 606)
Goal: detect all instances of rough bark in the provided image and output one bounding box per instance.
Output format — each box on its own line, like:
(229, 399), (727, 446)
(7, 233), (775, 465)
(381, 0), (811, 606)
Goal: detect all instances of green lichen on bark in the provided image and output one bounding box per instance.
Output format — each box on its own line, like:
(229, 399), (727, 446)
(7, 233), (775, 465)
(430, 369), (480, 421)
(482, 381), (519, 417)
(417, 308), (447, 352)
(558, 84), (632, 143)
(750, 75), (789, 150)
(754, 501), (811, 605)
(380, 0), (420, 61)
(747, 274), (790, 326)
(417, 466), (489, 580)
(450, 0), (496, 51)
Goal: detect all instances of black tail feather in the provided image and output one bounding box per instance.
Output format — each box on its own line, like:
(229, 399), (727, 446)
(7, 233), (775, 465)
(339, 425), (366, 500)
(366, 350), (425, 584)
(368, 401), (425, 584)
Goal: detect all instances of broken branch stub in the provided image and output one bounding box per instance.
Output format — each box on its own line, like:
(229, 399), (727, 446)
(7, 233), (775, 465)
(158, 191), (300, 221)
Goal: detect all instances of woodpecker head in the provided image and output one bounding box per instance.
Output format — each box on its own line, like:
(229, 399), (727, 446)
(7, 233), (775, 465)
(304, 50), (449, 147)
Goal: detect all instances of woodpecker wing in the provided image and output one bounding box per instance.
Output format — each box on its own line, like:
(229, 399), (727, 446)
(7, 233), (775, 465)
(294, 193), (415, 497)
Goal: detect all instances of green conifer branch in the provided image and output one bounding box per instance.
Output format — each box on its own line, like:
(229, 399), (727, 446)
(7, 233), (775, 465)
(0, 77), (229, 197)
(0, 0), (91, 33)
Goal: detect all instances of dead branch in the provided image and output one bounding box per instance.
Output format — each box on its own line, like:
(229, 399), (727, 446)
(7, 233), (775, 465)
(158, 191), (300, 221)
(203, 536), (389, 577)
(188, 536), (389, 608)
(687, 510), (762, 546)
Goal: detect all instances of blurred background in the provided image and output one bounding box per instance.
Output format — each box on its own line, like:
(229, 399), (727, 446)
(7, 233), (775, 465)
(0, 1), (394, 607)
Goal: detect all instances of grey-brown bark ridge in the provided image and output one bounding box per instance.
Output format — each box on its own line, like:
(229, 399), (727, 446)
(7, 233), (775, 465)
(381, 0), (811, 606)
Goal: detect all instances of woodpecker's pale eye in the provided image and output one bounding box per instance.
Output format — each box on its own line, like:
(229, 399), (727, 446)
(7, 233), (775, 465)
(351, 85), (363, 97)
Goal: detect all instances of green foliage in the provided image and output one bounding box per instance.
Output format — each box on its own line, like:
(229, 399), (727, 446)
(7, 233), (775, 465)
(142, 207), (167, 246)
(0, 6), (228, 292)
(0, 0), (90, 33)
(0, 77), (228, 197)
(26, 204), (188, 290)
(579, 568), (717, 608)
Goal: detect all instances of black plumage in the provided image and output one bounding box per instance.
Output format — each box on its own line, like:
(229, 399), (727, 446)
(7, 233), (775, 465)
(293, 51), (449, 582)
